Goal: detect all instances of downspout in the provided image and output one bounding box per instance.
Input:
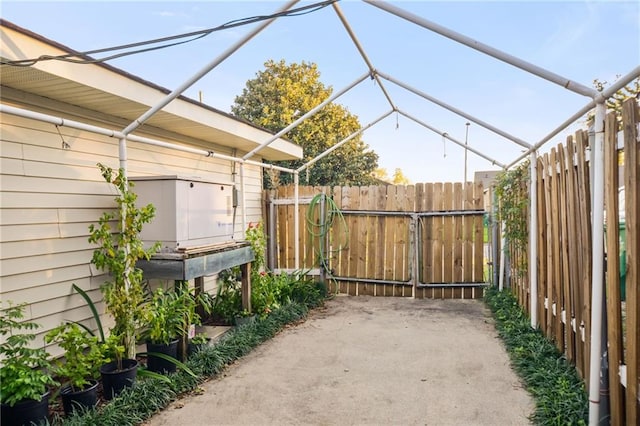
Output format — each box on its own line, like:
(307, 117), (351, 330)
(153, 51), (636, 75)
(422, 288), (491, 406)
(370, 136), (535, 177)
(240, 163), (247, 235)
(530, 151), (538, 328)
(294, 172), (300, 270)
(499, 219), (507, 291)
(587, 101), (606, 425)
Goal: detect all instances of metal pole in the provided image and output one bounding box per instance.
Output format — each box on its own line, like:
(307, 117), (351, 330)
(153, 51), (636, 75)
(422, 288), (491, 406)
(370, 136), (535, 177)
(499, 220), (507, 291)
(507, 65), (640, 169)
(492, 189), (500, 286)
(464, 122), (470, 183)
(121, 0), (299, 137)
(380, 72), (532, 150)
(240, 163), (247, 235)
(529, 151), (538, 328)
(364, 0), (598, 98)
(398, 110), (506, 168)
(332, 2), (396, 110)
(588, 101), (606, 425)
(0, 104), (297, 174)
(268, 197), (276, 270)
(294, 172), (300, 270)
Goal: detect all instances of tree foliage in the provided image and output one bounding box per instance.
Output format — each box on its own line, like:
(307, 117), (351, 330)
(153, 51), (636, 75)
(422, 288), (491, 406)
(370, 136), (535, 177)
(371, 167), (411, 185)
(587, 77), (639, 126)
(232, 59), (379, 188)
(392, 168), (411, 185)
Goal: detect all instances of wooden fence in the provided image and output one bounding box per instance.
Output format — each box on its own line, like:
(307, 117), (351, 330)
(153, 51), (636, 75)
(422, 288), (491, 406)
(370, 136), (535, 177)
(505, 98), (639, 424)
(265, 182), (486, 299)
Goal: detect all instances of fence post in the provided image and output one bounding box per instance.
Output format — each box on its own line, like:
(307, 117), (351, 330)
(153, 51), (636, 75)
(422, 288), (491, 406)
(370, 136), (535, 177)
(530, 151), (538, 328)
(268, 193), (276, 270)
(294, 173), (300, 270)
(492, 188), (500, 286)
(410, 214), (419, 298)
(588, 101), (606, 425)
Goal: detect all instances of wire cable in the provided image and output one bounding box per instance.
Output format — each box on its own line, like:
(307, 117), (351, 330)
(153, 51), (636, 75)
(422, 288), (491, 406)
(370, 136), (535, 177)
(2, 0), (339, 67)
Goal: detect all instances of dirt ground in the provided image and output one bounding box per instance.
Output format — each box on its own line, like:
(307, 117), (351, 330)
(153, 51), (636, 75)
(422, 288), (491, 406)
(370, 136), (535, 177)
(148, 295), (533, 426)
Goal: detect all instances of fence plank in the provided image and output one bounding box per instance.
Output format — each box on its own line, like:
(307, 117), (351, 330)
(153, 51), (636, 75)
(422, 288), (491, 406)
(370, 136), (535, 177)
(375, 186), (387, 283)
(422, 183), (433, 285)
(604, 110), (625, 425)
(453, 183), (464, 284)
(542, 153), (555, 338)
(567, 137), (586, 376)
(404, 185), (415, 297)
(536, 157), (548, 331)
(384, 185), (397, 296)
(623, 98), (640, 423)
(557, 143), (575, 364)
(442, 183), (454, 298)
(576, 129), (592, 385)
(432, 183), (444, 288)
(463, 183), (474, 286)
(550, 148), (564, 352)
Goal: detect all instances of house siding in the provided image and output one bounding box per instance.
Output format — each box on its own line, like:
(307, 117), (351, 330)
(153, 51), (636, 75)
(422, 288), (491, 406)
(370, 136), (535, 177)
(0, 97), (265, 357)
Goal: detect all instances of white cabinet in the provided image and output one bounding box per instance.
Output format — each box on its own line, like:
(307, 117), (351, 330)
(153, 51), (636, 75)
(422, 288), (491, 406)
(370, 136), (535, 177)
(130, 176), (235, 250)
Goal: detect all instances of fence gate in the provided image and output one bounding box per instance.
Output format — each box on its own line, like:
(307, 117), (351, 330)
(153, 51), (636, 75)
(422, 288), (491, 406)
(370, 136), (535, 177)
(266, 183), (486, 299)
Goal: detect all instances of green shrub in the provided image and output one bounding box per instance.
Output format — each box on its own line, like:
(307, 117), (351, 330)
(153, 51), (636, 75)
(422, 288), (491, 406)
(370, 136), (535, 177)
(484, 286), (588, 425)
(60, 300), (319, 426)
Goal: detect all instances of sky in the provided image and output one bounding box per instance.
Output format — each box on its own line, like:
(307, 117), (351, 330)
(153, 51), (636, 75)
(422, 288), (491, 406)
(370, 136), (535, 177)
(2, 0), (639, 184)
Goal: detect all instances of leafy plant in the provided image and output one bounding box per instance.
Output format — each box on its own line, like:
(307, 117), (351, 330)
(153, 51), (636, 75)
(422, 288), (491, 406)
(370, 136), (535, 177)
(191, 333), (209, 345)
(45, 323), (115, 392)
(141, 288), (186, 345)
(0, 302), (58, 407)
(484, 286), (588, 424)
(495, 161), (530, 273)
(212, 270), (243, 324)
(88, 163), (160, 363)
(61, 300), (314, 426)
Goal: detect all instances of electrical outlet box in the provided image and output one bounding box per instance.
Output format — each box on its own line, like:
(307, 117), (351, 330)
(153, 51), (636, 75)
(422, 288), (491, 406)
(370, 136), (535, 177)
(129, 175), (235, 250)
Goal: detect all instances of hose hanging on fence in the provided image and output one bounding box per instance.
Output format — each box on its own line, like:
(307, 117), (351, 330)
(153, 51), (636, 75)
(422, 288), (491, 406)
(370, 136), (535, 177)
(305, 193), (349, 279)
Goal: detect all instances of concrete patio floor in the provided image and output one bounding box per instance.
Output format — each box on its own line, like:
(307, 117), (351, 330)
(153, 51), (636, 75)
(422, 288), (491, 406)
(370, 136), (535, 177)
(147, 295), (533, 426)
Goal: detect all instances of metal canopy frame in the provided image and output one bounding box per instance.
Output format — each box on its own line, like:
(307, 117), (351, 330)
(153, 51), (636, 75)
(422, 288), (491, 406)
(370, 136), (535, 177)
(2, 2), (639, 423)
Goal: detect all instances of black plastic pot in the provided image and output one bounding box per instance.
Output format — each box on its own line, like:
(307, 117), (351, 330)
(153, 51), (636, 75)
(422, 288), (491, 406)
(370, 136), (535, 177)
(187, 337), (212, 357)
(146, 339), (179, 374)
(100, 358), (138, 400)
(60, 379), (99, 415)
(234, 314), (256, 326)
(0, 390), (50, 426)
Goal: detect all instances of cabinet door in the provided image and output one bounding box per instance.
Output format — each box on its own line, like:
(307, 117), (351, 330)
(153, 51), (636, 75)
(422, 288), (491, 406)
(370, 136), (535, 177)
(187, 182), (233, 241)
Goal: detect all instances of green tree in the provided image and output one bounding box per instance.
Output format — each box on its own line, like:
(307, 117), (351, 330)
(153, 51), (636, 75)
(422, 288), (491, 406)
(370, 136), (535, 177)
(392, 168), (410, 185)
(232, 59), (379, 188)
(372, 168), (390, 183)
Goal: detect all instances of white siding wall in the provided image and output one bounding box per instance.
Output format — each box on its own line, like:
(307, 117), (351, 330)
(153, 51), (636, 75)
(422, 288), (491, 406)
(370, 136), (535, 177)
(0, 99), (265, 357)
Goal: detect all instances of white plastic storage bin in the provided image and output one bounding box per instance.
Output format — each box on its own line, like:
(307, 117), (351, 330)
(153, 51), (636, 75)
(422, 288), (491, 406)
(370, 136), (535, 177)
(129, 175), (235, 250)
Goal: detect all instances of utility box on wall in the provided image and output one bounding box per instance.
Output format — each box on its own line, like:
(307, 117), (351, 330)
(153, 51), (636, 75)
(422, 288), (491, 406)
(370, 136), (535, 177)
(130, 176), (235, 250)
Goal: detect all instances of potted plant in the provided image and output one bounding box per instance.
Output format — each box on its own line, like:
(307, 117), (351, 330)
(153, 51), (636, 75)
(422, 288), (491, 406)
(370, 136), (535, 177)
(212, 269), (243, 325)
(141, 287), (185, 374)
(187, 332), (211, 357)
(178, 285), (215, 360)
(0, 302), (58, 426)
(234, 309), (257, 327)
(44, 323), (117, 415)
(88, 163), (160, 396)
